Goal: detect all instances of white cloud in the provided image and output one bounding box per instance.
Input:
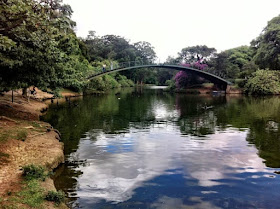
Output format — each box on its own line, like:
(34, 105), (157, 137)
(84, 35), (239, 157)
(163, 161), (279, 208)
(71, 125), (269, 204)
(64, 0), (280, 60)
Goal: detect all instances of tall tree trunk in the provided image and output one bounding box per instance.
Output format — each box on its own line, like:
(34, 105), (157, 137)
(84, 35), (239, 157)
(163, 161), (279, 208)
(22, 87), (28, 97)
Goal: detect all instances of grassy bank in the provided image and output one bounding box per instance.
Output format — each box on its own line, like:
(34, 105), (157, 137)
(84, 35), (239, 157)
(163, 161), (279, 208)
(0, 91), (67, 209)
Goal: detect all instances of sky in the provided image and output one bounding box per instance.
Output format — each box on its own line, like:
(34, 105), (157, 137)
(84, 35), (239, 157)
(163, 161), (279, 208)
(64, 0), (280, 61)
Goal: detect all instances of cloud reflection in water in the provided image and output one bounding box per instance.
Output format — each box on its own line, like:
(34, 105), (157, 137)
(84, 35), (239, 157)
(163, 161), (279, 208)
(70, 124), (267, 204)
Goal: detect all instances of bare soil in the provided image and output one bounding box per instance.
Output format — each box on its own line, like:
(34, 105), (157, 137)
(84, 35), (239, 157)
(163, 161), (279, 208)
(0, 89), (67, 208)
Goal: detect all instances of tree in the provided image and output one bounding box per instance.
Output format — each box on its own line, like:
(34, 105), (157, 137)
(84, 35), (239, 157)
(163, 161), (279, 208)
(245, 70), (280, 94)
(133, 41), (157, 63)
(208, 46), (256, 79)
(174, 71), (189, 89)
(0, 0), (91, 94)
(251, 14), (280, 70)
(0, 0), (64, 94)
(178, 45), (216, 63)
(84, 34), (138, 63)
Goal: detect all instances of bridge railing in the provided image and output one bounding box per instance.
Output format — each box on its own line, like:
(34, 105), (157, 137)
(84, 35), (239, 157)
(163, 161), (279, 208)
(88, 60), (229, 81)
(90, 60), (154, 74)
(113, 60), (155, 69)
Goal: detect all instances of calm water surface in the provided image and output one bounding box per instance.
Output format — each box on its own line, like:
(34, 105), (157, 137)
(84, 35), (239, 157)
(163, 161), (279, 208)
(42, 87), (280, 209)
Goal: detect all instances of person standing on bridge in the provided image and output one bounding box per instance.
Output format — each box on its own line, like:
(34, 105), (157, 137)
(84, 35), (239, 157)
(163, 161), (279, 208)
(102, 64), (106, 72)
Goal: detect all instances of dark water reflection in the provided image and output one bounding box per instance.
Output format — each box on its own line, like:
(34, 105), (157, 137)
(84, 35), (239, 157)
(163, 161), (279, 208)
(42, 88), (280, 209)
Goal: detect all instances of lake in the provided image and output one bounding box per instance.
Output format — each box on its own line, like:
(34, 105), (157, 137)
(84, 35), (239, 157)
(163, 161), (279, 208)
(42, 87), (280, 209)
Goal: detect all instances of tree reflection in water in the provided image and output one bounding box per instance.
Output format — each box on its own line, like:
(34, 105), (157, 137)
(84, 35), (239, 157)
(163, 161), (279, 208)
(42, 89), (280, 208)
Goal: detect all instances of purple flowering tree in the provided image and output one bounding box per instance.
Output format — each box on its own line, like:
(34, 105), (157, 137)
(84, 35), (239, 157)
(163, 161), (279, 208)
(180, 58), (208, 70)
(174, 71), (189, 89)
(172, 45), (215, 89)
(174, 59), (208, 89)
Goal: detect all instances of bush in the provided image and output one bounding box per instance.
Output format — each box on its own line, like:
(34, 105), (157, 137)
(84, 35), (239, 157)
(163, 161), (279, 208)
(118, 79), (130, 87)
(116, 74), (134, 87)
(52, 88), (62, 98)
(234, 79), (247, 88)
(245, 70), (280, 95)
(22, 164), (47, 181)
(165, 79), (176, 90)
(127, 79), (135, 87)
(45, 190), (65, 205)
(90, 77), (106, 91)
(104, 75), (121, 88)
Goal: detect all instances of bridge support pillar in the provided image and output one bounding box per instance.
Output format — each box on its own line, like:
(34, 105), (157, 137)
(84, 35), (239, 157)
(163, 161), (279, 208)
(226, 85), (231, 94)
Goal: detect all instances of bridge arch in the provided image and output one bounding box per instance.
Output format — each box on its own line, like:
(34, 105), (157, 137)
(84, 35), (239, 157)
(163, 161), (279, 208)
(87, 64), (231, 91)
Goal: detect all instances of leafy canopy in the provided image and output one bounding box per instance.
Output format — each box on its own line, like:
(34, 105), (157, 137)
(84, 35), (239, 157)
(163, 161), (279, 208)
(251, 14), (280, 70)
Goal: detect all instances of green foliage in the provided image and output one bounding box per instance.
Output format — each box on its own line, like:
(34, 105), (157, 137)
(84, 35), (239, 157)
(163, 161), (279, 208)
(251, 14), (280, 70)
(0, 0), (91, 93)
(88, 75), (117, 91)
(208, 46), (255, 79)
(84, 32), (162, 85)
(89, 77), (107, 91)
(133, 41), (157, 62)
(45, 190), (65, 205)
(88, 61), (134, 91)
(1, 0), (64, 90)
(116, 75), (134, 87)
(31, 121), (41, 128)
(16, 130), (27, 141)
(84, 33), (156, 63)
(52, 88), (62, 98)
(22, 164), (48, 181)
(165, 79), (176, 90)
(57, 35), (93, 92)
(104, 75), (121, 88)
(178, 45), (216, 63)
(126, 79), (135, 87)
(245, 70), (280, 94)
(18, 180), (45, 208)
(234, 79), (247, 88)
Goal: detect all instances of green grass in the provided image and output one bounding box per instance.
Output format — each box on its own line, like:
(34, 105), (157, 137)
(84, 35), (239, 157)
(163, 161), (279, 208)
(1, 205), (18, 209)
(45, 190), (65, 205)
(18, 180), (45, 208)
(0, 152), (10, 158)
(0, 152), (10, 164)
(0, 131), (10, 142)
(16, 130), (28, 141)
(3, 165), (52, 208)
(22, 164), (48, 181)
(31, 121), (41, 128)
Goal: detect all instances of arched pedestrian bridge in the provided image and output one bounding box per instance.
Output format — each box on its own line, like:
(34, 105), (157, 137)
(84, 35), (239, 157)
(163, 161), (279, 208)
(87, 62), (232, 91)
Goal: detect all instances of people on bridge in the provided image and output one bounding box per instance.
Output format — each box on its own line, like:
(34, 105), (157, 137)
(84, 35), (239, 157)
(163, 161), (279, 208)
(102, 64), (106, 72)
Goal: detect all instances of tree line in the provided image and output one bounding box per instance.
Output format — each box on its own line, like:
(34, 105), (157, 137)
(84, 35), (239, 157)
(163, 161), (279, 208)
(0, 0), (162, 95)
(166, 14), (280, 94)
(1, 0), (279, 95)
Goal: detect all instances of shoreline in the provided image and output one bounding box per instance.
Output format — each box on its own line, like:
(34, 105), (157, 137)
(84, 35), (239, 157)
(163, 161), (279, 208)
(0, 90), (69, 208)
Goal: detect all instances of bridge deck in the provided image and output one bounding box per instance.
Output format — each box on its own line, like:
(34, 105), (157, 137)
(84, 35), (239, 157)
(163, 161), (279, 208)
(87, 64), (231, 87)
